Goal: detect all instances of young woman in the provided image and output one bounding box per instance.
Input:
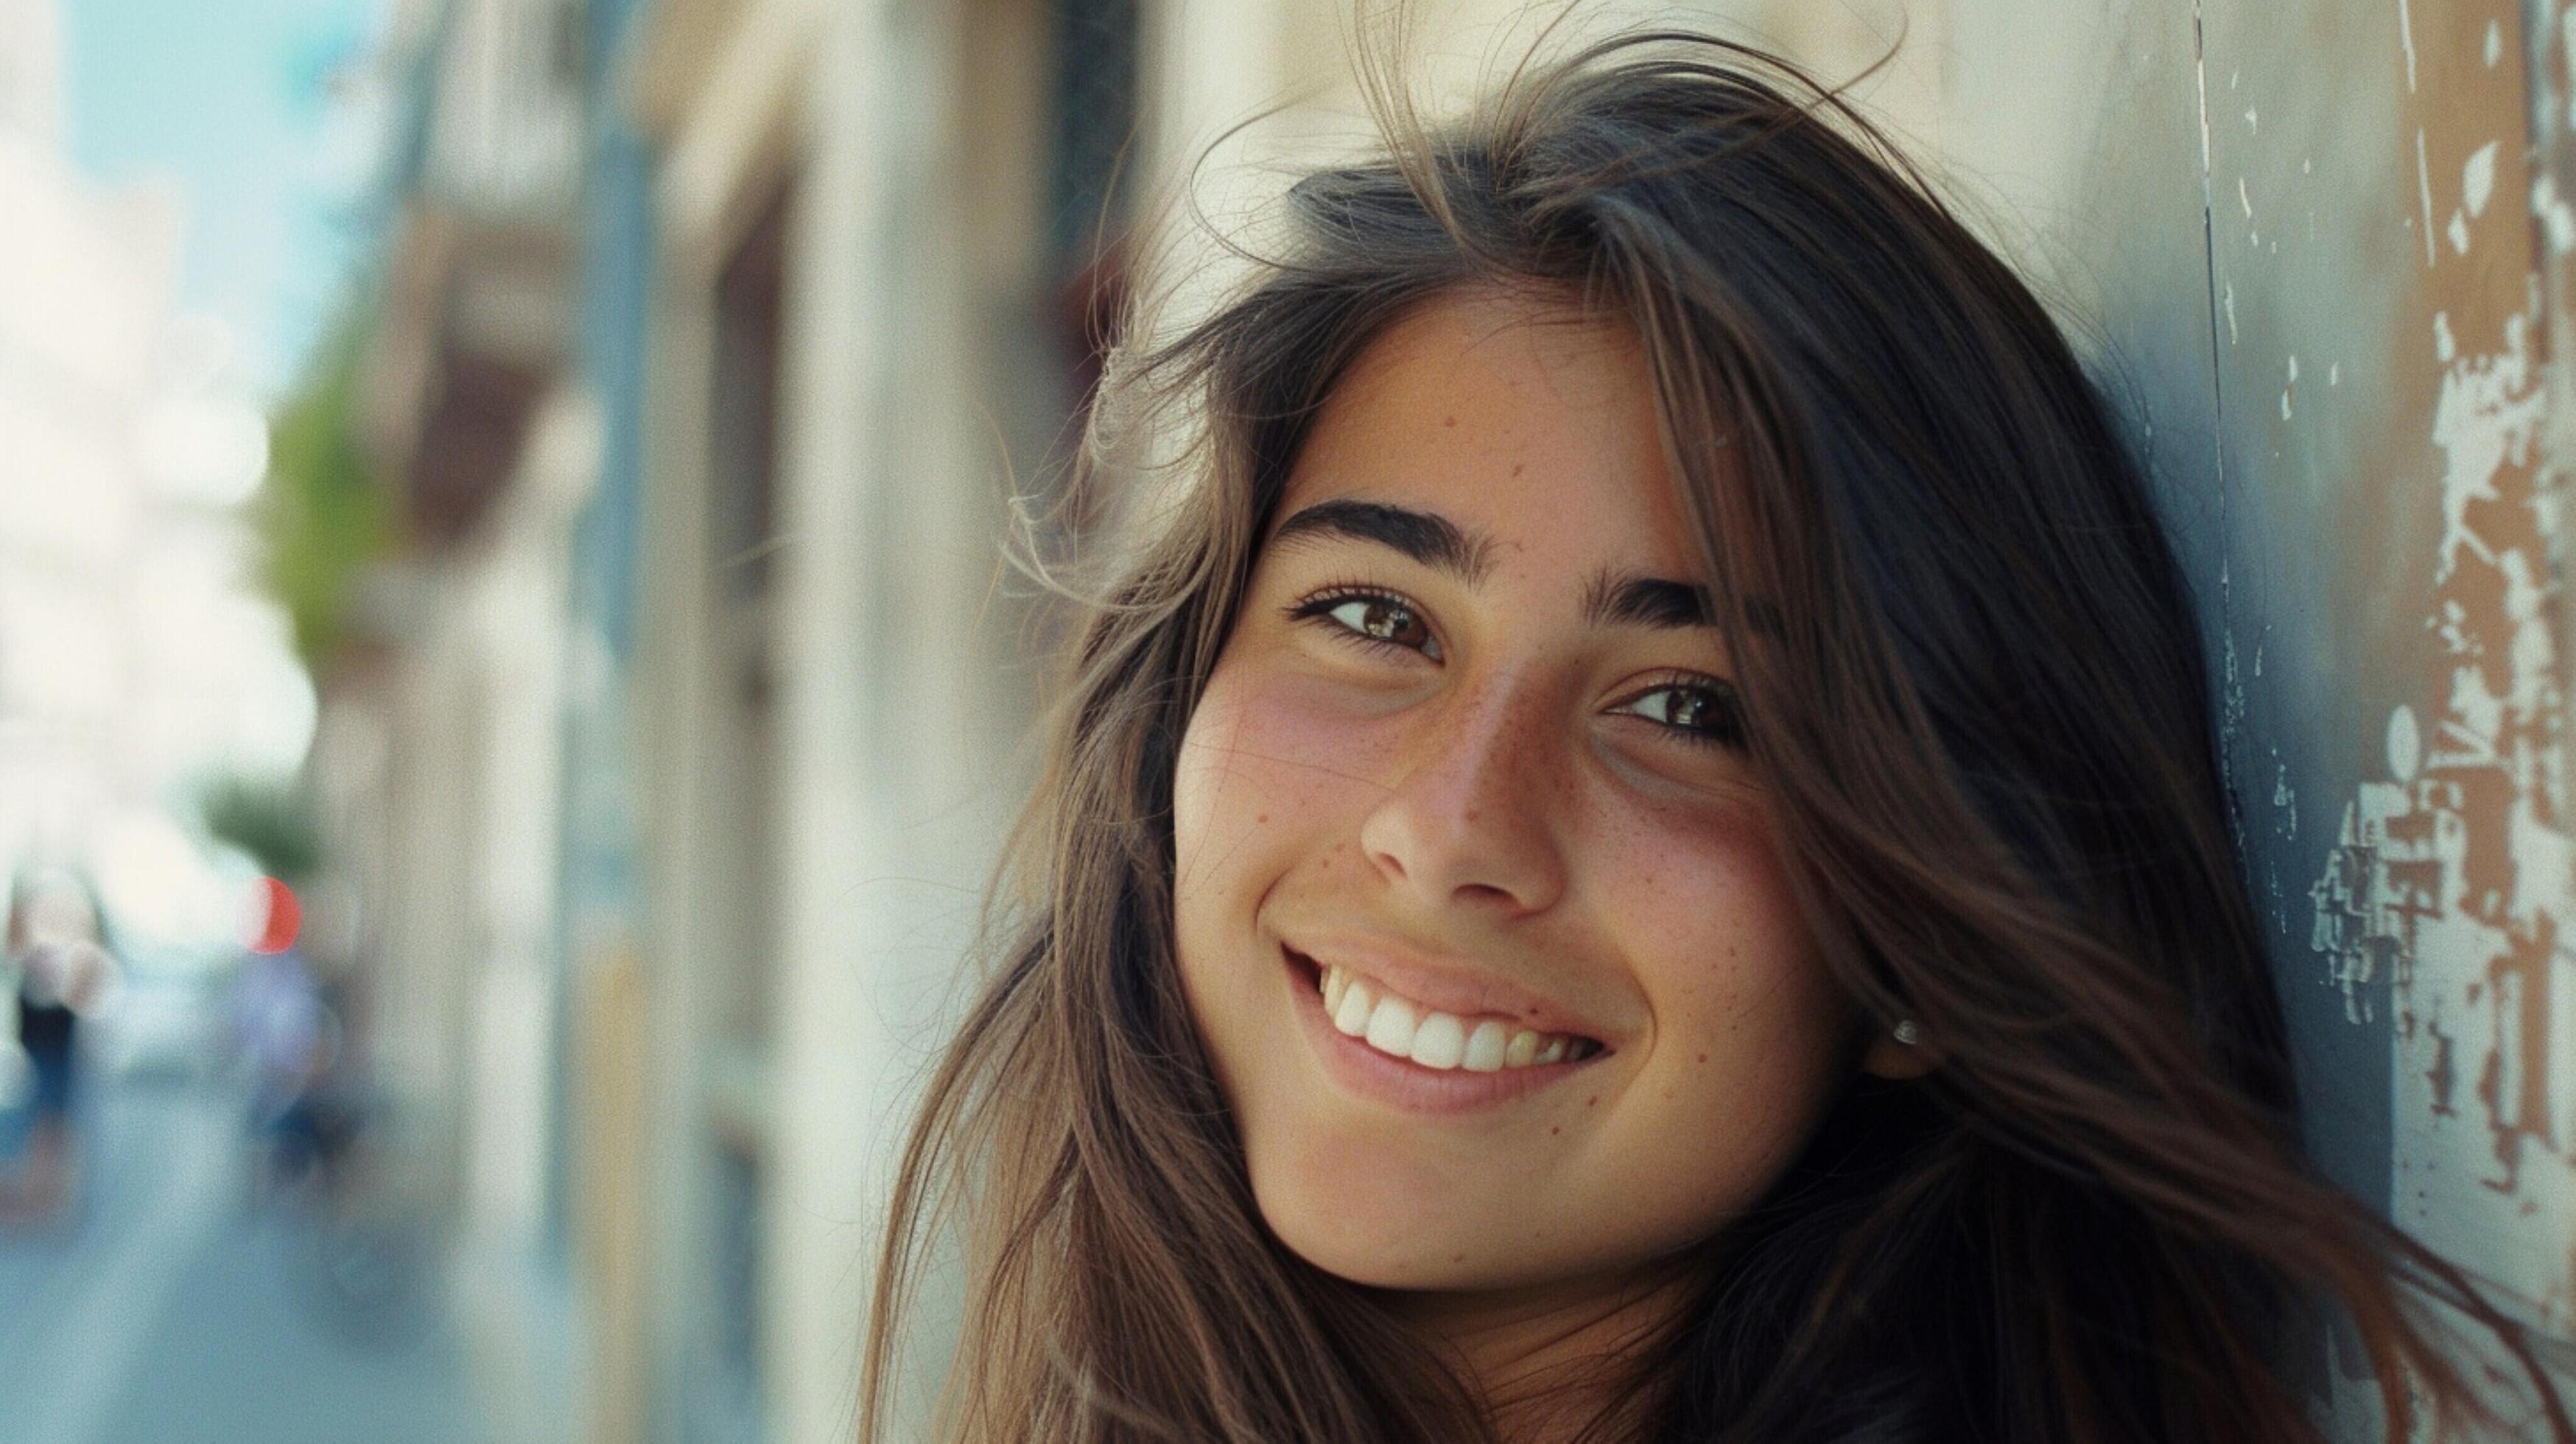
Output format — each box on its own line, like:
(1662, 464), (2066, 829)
(863, 30), (2571, 1443)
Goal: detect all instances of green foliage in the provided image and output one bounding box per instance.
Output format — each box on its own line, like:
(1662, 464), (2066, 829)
(260, 311), (393, 667)
(198, 773), (323, 885)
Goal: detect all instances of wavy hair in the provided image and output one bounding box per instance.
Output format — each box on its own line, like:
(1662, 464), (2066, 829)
(862, 29), (2570, 1443)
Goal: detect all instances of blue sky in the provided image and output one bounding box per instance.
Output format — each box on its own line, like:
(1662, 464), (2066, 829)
(61, 0), (390, 398)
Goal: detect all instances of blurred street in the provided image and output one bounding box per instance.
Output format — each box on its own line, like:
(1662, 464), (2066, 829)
(0, 1077), (480, 1444)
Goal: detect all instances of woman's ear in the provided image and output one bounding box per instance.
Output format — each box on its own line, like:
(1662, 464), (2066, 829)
(1859, 1021), (1940, 1081)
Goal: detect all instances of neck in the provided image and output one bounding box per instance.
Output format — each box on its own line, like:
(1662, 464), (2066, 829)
(1385, 1267), (1689, 1444)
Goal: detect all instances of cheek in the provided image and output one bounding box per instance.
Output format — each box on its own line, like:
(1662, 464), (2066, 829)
(1171, 679), (1250, 899)
(1606, 800), (1822, 1017)
(1169, 668), (1342, 1006)
(1171, 679), (1263, 999)
(1172, 661), (1397, 898)
(1600, 807), (1851, 1205)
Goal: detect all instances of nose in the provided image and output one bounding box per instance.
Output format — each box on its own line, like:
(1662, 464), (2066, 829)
(1357, 676), (1569, 916)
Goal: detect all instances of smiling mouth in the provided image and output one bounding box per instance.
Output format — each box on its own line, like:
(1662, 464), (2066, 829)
(1285, 948), (1607, 1073)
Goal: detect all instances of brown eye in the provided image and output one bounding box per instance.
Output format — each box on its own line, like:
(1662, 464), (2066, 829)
(1293, 590), (1444, 662)
(1616, 681), (1745, 749)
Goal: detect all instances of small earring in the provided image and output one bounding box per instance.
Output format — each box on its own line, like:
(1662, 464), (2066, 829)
(1892, 1019), (1922, 1047)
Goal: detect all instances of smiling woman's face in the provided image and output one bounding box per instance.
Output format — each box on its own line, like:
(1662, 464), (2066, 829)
(1172, 290), (1923, 1303)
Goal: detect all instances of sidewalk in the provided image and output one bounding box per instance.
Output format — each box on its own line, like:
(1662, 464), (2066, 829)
(0, 1080), (484, 1444)
(450, 1223), (580, 1443)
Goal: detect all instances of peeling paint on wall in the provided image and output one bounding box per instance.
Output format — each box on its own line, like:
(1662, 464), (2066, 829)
(1931, 0), (2576, 1422)
(2299, 0), (2576, 1334)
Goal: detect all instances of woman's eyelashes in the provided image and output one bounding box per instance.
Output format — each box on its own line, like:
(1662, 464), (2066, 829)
(1611, 678), (1747, 750)
(1282, 584), (1747, 750)
(1287, 585), (1444, 662)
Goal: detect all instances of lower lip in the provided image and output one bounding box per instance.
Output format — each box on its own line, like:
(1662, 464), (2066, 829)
(1285, 945), (1602, 1115)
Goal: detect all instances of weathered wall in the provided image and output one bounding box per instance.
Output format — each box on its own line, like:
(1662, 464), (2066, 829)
(2203, 0), (2572, 1378)
(1928, 0), (2576, 1426)
(2220, 0), (2569, 1350)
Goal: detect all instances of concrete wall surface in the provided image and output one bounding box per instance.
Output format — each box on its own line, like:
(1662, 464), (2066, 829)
(1875, 0), (2576, 1423)
(1934, 0), (2576, 1415)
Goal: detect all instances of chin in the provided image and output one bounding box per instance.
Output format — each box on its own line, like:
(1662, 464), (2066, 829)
(1246, 1143), (1463, 1288)
(1246, 1140), (1544, 1293)
(1269, 1208), (1484, 1291)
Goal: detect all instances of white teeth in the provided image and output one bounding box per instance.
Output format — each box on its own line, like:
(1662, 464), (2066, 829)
(1364, 995), (1419, 1054)
(1332, 974), (1375, 1035)
(1314, 964), (1590, 1073)
(1408, 1012), (1465, 1069)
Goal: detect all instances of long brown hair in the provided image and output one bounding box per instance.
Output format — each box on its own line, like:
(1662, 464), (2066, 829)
(863, 29), (2571, 1443)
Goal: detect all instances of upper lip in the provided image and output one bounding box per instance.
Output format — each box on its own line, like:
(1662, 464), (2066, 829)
(1280, 928), (1614, 1045)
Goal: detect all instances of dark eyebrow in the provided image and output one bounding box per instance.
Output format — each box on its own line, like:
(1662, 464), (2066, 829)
(1268, 500), (1495, 583)
(1585, 568), (1783, 639)
(1271, 497), (1780, 638)
(1584, 570), (1712, 630)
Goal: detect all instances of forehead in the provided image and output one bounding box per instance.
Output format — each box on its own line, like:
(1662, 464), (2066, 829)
(1279, 290), (1697, 578)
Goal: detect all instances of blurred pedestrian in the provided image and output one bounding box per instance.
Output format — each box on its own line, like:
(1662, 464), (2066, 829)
(1, 868), (119, 1223)
(231, 942), (343, 1198)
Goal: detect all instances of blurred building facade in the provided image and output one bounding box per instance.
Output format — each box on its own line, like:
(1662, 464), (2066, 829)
(0, 0), (297, 953)
(0, 0), (177, 876)
(312, 0), (2576, 1440)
